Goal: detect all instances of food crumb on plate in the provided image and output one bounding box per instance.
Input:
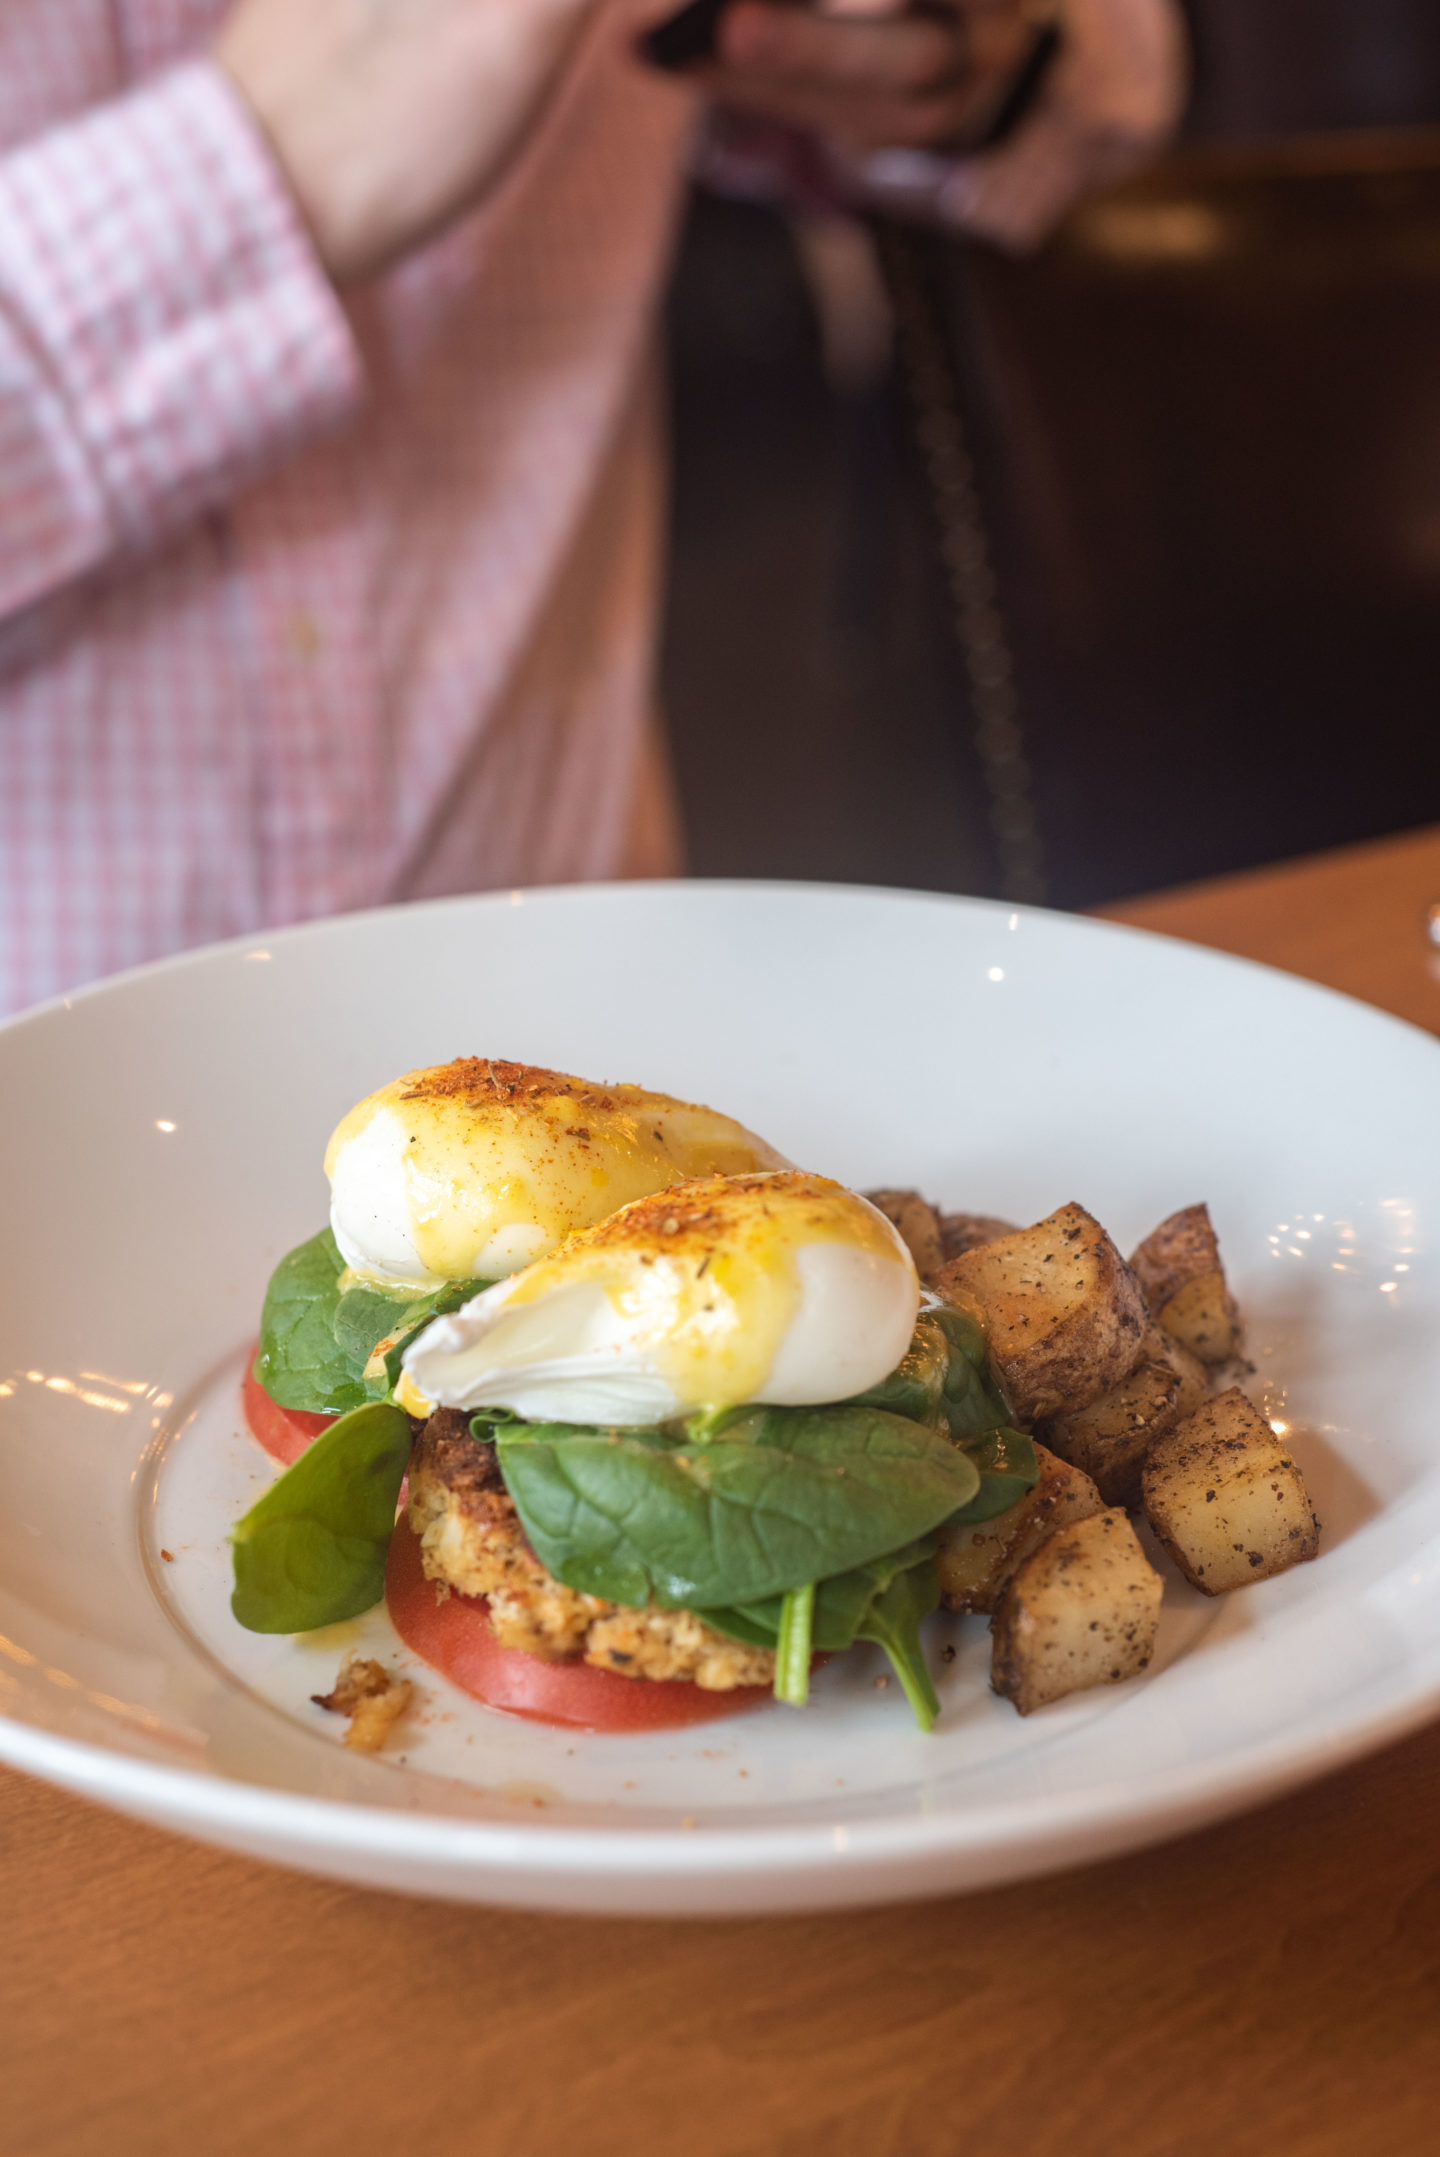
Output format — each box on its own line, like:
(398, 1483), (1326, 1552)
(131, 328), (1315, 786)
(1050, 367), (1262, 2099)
(312, 1653), (413, 1752)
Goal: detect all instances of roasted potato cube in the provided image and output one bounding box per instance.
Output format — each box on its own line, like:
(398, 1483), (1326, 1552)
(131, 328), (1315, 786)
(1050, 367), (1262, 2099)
(1040, 1322), (1211, 1508)
(937, 1212), (1018, 1264)
(1129, 1201), (1221, 1307)
(990, 1508), (1164, 1716)
(1039, 1334), (1178, 1509)
(1141, 1387), (1320, 1594)
(1130, 1204), (1241, 1366)
(936, 1443), (1104, 1614)
(863, 1188), (944, 1277)
(1152, 1325), (1212, 1421)
(1154, 1273), (1241, 1365)
(933, 1202), (1148, 1422)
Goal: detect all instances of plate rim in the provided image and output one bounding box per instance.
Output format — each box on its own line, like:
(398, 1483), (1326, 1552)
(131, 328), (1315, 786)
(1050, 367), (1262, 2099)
(2, 1659), (1436, 1888)
(5, 878), (1440, 1903)
(10, 874), (1440, 1070)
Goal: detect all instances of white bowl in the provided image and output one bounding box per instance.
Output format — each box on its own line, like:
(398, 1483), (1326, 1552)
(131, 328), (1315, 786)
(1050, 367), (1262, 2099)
(1, 882), (1436, 1916)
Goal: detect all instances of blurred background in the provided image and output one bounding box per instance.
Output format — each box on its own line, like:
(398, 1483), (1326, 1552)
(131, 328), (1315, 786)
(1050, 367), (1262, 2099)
(661, 0), (1440, 907)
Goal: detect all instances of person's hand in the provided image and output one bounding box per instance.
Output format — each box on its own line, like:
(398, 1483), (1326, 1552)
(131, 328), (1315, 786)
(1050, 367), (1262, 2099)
(217, 0), (607, 284)
(694, 0), (1041, 156)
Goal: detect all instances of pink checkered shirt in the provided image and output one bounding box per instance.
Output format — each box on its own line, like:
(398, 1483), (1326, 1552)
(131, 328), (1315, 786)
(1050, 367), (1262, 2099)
(0, 2), (692, 1016)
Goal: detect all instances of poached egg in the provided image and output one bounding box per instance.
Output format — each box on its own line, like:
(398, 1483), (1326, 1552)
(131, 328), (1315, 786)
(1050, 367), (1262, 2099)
(326, 1058), (791, 1291)
(401, 1170), (921, 1424)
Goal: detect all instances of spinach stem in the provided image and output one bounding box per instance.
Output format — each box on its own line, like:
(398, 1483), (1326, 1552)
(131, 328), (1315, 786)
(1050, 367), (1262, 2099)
(775, 1582), (815, 1707)
(883, 1640), (940, 1733)
(682, 1404), (754, 1444)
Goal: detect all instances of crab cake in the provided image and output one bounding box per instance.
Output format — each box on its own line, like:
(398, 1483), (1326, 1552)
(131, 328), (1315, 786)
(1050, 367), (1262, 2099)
(407, 1410), (775, 1691)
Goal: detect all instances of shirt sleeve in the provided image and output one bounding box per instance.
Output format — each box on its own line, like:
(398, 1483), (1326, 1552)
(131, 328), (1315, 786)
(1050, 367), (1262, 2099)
(0, 59), (365, 625)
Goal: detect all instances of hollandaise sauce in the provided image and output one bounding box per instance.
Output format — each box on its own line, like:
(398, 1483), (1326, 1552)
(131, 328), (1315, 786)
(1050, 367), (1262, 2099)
(326, 1058), (790, 1289)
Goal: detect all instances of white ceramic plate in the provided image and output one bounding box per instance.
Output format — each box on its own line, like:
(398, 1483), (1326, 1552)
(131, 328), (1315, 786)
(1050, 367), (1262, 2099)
(1, 882), (1437, 1916)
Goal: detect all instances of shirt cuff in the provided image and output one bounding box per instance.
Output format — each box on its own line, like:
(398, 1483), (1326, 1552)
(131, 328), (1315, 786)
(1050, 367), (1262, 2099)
(0, 60), (364, 563)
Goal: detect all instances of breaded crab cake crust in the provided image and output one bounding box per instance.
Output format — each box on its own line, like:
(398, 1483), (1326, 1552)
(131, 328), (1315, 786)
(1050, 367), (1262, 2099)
(408, 1411), (775, 1691)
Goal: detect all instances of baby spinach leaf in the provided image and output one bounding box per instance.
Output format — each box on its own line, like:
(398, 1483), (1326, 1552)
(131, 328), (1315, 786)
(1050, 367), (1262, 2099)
(856, 1557), (942, 1732)
(380, 1276), (493, 1390)
(849, 1314), (949, 1426)
(488, 1416), (673, 1454)
(696, 1602), (782, 1649)
(680, 1404), (767, 1445)
(845, 1314), (1037, 1527)
(810, 1539), (939, 1649)
(705, 1538), (939, 1654)
(948, 1426), (1040, 1525)
(230, 1401), (412, 1633)
(257, 1228), (377, 1414)
(331, 1278), (414, 1373)
(847, 1307), (1010, 1441)
(933, 1303), (988, 1375)
(256, 1225), (490, 1413)
(495, 1404), (979, 1612)
(933, 1310), (1014, 1440)
(705, 1539), (944, 1730)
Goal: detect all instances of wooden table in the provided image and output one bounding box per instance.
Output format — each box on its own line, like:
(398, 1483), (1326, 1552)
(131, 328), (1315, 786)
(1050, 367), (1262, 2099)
(8, 827), (1440, 2157)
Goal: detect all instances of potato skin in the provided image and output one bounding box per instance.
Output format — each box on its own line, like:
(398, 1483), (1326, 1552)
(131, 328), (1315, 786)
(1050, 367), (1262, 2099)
(1141, 1387), (1320, 1594)
(1040, 1322), (1212, 1509)
(1153, 1327), (1212, 1421)
(1129, 1203), (1220, 1307)
(933, 1202), (1148, 1422)
(1155, 1272), (1241, 1365)
(937, 1212), (1018, 1264)
(863, 1188), (944, 1278)
(990, 1508), (1164, 1716)
(935, 1443), (1104, 1614)
(860, 1189), (1022, 1283)
(1130, 1204), (1241, 1366)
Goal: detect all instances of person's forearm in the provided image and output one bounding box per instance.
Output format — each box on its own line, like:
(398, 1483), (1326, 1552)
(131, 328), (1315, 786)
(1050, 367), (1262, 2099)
(0, 0), (632, 628)
(0, 63), (362, 629)
(216, 0), (610, 285)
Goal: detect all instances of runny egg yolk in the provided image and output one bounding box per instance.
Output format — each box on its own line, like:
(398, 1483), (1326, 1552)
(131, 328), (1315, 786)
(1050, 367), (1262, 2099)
(401, 1171), (922, 1424)
(325, 1058), (792, 1290)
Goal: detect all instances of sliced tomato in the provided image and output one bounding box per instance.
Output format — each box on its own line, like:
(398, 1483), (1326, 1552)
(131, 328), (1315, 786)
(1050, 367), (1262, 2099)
(242, 1351), (337, 1466)
(385, 1516), (773, 1733)
(242, 1355), (773, 1732)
